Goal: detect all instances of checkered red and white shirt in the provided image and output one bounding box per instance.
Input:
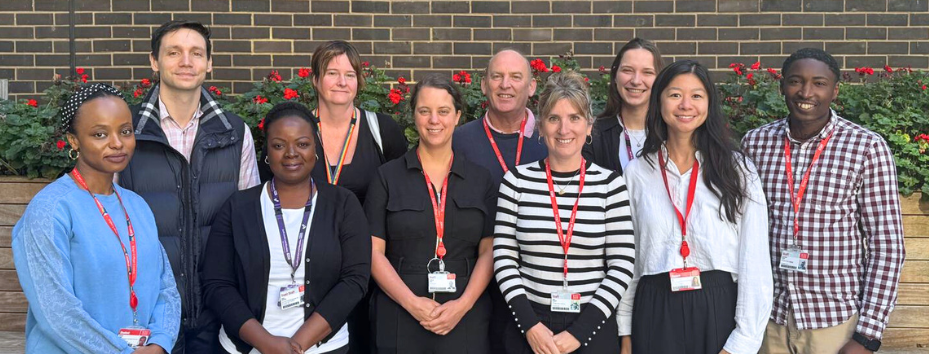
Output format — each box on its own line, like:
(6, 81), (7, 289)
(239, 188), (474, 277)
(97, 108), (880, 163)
(157, 99), (259, 191)
(741, 110), (905, 340)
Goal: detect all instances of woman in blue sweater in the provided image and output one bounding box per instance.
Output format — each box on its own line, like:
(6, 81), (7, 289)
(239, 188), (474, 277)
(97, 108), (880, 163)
(12, 84), (181, 354)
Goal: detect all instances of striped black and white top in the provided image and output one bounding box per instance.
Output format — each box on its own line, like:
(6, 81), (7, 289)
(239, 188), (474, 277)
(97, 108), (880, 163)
(493, 159), (635, 346)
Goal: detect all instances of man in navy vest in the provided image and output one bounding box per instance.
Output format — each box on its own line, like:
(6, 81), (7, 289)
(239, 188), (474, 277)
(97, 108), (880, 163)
(118, 20), (260, 353)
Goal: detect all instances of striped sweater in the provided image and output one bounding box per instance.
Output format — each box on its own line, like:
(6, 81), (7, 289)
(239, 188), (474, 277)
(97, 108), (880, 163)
(493, 159), (635, 346)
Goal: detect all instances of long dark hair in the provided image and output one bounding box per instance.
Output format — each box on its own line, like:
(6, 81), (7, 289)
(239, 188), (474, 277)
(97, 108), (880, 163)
(641, 60), (747, 223)
(597, 38), (664, 120)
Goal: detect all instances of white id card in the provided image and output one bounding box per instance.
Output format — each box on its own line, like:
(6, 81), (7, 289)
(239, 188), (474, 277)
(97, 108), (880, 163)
(428, 272), (457, 293)
(278, 284), (305, 310)
(779, 246), (809, 272)
(118, 327), (151, 349)
(669, 267), (703, 292)
(550, 291), (581, 313)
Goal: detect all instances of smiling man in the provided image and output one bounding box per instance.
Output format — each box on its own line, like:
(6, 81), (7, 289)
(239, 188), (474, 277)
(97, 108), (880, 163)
(451, 49), (548, 352)
(741, 48), (905, 354)
(117, 20), (259, 353)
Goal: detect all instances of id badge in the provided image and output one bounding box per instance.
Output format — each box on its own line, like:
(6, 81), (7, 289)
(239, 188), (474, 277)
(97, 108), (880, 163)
(669, 267), (702, 292)
(428, 272), (457, 293)
(278, 284), (305, 310)
(550, 290), (581, 313)
(779, 246), (809, 272)
(118, 327), (151, 349)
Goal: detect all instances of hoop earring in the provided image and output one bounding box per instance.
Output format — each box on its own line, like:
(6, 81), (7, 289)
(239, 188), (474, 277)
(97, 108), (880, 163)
(264, 156), (269, 165)
(68, 148), (79, 160)
(586, 135), (593, 145)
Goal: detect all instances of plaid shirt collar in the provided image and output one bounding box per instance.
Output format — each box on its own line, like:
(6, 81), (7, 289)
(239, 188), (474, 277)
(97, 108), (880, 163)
(783, 109), (838, 143)
(136, 84), (232, 136)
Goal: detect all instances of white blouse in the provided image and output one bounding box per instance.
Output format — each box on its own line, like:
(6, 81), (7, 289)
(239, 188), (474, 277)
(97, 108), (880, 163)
(616, 148), (773, 354)
(219, 183), (349, 354)
(616, 115), (646, 170)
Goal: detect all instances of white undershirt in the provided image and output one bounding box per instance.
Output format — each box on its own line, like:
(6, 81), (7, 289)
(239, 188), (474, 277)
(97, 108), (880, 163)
(219, 183), (349, 354)
(617, 115), (646, 170)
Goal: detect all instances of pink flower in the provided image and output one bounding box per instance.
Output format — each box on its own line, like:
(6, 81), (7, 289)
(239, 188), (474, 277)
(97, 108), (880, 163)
(551, 65), (562, 73)
(298, 68), (311, 78)
(750, 62), (761, 70)
(27, 99), (38, 107)
(269, 70), (282, 82)
(56, 140), (66, 150)
(284, 88), (299, 100)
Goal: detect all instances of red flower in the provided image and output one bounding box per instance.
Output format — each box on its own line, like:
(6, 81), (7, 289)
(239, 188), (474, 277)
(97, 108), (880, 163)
(398, 77), (406, 85)
(388, 89), (402, 105)
(599, 65), (607, 74)
(269, 70), (282, 82)
(56, 140), (66, 150)
(530, 59), (549, 73)
(552, 65), (562, 73)
(298, 68), (311, 78)
(76, 67), (84, 75)
(209, 86), (222, 96)
(362, 61), (369, 67)
(27, 99), (38, 107)
(916, 133), (929, 142)
(767, 68), (781, 79)
(452, 71), (471, 84)
(258, 118), (265, 131)
(747, 73), (756, 85)
(141, 78), (151, 88)
(284, 88), (299, 100)
(452, 73), (461, 82)
(923, 85), (927, 91)
(751, 62), (761, 70)
(133, 88), (143, 98)
(855, 67), (875, 76)
(584, 77), (589, 83)
(884, 65), (893, 73)
(253, 95), (268, 104)
(80, 74), (88, 83)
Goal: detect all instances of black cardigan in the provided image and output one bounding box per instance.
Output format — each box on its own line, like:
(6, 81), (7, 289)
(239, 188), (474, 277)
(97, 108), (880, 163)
(201, 182), (371, 353)
(582, 116), (624, 174)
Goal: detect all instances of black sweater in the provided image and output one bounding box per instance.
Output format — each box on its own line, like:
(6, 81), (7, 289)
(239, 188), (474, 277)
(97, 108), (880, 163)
(201, 182), (371, 353)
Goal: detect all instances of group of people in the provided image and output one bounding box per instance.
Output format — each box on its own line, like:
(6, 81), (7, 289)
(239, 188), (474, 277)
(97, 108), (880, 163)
(12, 19), (904, 354)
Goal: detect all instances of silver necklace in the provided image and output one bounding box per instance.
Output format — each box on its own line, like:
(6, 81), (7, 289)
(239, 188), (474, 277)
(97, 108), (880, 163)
(554, 169), (580, 195)
(626, 130), (646, 147)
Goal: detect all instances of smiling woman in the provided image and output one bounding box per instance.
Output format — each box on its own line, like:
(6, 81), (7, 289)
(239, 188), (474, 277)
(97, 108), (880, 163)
(12, 83), (181, 354)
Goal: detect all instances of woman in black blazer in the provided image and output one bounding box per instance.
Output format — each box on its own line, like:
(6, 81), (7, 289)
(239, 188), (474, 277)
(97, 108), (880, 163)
(584, 38), (664, 174)
(202, 102), (371, 354)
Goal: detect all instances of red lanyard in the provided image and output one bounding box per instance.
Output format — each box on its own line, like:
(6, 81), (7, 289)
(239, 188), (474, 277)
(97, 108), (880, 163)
(657, 151), (699, 266)
(545, 158), (586, 286)
(314, 108), (357, 185)
(483, 114), (527, 173)
(618, 115), (634, 161)
(784, 131), (834, 241)
(419, 150), (453, 260)
(70, 168), (140, 322)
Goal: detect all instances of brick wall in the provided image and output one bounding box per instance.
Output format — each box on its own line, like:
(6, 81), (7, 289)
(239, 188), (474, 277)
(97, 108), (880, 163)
(1, 0), (928, 101)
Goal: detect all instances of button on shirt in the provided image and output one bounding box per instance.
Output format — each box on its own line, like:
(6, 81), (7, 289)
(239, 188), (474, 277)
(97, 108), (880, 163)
(741, 111), (905, 340)
(159, 99), (260, 190)
(617, 149), (773, 354)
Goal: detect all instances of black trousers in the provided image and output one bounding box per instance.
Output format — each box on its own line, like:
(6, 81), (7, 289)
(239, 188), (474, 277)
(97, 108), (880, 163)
(502, 302), (619, 354)
(172, 310), (220, 354)
(631, 270), (738, 354)
(219, 344), (349, 354)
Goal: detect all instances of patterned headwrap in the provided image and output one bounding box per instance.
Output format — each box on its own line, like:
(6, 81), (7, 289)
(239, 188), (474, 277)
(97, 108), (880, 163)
(60, 83), (125, 132)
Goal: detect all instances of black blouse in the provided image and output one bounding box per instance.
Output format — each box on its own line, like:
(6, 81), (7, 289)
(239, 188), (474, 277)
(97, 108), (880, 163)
(365, 149), (496, 287)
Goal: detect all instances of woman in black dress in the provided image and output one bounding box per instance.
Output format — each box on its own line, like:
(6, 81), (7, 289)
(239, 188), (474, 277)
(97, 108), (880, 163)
(365, 75), (496, 353)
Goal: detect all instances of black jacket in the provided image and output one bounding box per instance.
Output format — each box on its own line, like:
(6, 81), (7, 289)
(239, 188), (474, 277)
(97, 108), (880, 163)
(201, 182), (371, 353)
(583, 116), (624, 174)
(119, 85), (246, 330)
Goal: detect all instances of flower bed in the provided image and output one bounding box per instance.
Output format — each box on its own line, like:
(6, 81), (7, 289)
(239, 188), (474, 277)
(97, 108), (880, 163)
(1, 55), (927, 198)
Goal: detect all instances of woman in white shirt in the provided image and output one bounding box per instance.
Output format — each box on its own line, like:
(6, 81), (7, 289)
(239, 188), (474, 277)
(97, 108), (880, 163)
(617, 60), (772, 354)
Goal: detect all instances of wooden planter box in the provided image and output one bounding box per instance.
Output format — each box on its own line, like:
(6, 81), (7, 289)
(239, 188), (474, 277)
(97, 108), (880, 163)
(0, 176), (927, 351)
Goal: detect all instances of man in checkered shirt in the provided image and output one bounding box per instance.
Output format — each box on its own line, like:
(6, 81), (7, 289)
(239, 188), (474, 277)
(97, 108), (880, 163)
(741, 48), (905, 353)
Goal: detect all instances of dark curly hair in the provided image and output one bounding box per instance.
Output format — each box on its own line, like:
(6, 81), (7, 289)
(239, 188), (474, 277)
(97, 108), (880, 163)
(781, 48), (841, 83)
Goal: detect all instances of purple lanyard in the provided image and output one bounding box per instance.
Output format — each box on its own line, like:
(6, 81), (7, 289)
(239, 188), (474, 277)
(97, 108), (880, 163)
(619, 115), (634, 161)
(270, 178), (316, 283)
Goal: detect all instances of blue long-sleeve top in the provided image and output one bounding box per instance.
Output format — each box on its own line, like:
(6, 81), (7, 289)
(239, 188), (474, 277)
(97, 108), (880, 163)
(12, 175), (181, 353)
